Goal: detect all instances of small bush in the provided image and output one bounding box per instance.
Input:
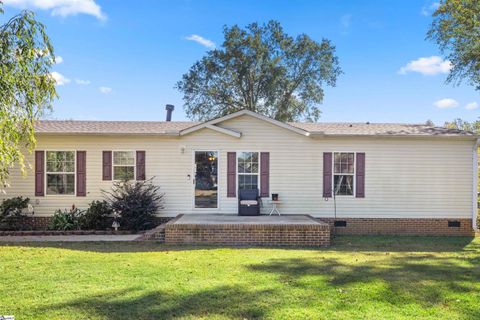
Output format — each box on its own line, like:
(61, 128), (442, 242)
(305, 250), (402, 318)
(0, 196), (31, 230)
(82, 200), (112, 230)
(50, 205), (85, 231)
(104, 178), (164, 231)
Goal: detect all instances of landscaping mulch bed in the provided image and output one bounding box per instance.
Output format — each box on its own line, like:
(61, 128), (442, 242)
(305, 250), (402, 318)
(0, 230), (136, 236)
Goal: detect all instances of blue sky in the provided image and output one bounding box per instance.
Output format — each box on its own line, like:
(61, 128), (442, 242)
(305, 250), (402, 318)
(2, 0), (479, 124)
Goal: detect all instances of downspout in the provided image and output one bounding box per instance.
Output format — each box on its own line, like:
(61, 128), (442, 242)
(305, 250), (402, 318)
(473, 139), (479, 231)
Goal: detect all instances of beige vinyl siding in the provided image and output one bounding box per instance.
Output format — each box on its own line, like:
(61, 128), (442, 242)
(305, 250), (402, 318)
(1, 114), (475, 220)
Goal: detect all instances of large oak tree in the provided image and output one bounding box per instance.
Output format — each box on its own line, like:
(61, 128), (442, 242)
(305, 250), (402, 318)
(176, 20), (341, 122)
(0, 2), (57, 186)
(427, 0), (480, 90)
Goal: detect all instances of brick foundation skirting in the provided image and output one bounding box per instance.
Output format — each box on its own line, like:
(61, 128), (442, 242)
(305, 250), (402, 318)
(318, 218), (475, 236)
(19, 216), (52, 230)
(165, 218), (331, 247)
(8, 216), (475, 237)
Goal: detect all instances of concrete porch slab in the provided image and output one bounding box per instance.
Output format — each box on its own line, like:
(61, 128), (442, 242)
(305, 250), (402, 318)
(171, 214), (325, 226)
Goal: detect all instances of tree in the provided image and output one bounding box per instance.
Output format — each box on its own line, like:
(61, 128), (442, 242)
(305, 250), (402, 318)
(444, 118), (480, 133)
(427, 0), (480, 90)
(0, 2), (57, 187)
(176, 20), (341, 122)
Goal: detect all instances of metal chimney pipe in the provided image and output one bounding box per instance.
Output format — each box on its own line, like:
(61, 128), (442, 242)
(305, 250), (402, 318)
(166, 104), (174, 121)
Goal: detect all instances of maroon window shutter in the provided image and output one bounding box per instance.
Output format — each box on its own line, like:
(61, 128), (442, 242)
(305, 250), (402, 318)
(35, 151), (45, 196)
(102, 151), (112, 181)
(323, 152), (332, 198)
(76, 151), (87, 196)
(227, 152), (236, 197)
(136, 151), (146, 180)
(260, 152), (270, 197)
(356, 153), (365, 198)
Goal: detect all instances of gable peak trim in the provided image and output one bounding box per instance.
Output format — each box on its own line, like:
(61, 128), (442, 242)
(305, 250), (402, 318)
(179, 109), (310, 137)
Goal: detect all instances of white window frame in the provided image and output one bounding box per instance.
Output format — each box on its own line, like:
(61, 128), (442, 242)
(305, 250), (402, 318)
(112, 150), (136, 181)
(45, 150), (76, 196)
(332, 151), (356, 197)
(192, 150), (220, 211)
(237, 151), (261, 192)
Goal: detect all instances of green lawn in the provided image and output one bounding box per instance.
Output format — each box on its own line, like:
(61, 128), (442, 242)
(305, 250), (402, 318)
(0, 236), (479, 320)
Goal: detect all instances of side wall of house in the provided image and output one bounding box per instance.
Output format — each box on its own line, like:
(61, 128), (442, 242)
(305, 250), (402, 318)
(1, 114), (475, 234)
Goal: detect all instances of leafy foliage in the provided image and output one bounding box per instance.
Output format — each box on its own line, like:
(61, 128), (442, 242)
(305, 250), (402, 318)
(104, 178), (164, 231)
(0, 3), (57, 186)
(0, 196), (30, 230)
(176, 20), (341, 122)
(82, 200), (112, 230)
(427, 0), (480, 90)
(444, 118), (480, 134)
(49, 206), (85, 231)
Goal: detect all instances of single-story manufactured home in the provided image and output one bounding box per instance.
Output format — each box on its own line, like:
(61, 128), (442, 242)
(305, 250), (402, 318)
(2, 107), (478, 236)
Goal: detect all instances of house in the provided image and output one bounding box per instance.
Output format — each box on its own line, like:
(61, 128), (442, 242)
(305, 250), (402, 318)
(2, 107), (478, 236)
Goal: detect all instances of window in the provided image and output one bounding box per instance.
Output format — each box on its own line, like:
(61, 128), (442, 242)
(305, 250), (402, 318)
(238, 152), (259, 190)
(333, 152), (355, 196)
(46, 151), (75, 195)
(113, 151), (135, 180)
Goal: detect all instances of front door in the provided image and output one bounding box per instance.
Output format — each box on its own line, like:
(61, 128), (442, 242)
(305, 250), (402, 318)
(194, 151), (218, 209)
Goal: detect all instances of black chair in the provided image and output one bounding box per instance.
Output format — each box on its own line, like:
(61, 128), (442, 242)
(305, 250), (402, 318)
(238, 189), (261, 216)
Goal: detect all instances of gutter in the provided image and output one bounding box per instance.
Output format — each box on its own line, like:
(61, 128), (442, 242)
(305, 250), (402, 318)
(309, 132), (478, 140)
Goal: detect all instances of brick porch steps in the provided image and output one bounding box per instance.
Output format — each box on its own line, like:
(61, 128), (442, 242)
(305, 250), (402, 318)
(141, 224), (166, 241)
(162, 214), (330, 247)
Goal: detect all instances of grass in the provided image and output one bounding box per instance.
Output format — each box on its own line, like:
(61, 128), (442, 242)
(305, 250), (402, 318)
(0, 236), (479, 319)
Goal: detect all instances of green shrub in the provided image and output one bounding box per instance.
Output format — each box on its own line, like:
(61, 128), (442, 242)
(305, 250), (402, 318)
(0, 196), (31, 230)
(82, 200), (112, 230)
(104, 178), (164, 231)
(50, 205), (85, 231)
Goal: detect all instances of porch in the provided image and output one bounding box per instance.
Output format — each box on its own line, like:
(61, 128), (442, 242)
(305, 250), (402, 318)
(157, 214), (330, 247)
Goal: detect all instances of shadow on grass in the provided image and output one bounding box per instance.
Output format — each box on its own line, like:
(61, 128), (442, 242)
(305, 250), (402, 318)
(247, 252), (480, 318)
(329, 235), (478, 252)
(0, 235), (477, 253)
(34, 285), (272, 320)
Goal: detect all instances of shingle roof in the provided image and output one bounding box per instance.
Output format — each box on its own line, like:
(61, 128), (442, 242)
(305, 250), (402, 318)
(34, 119), (477, 138)
(288, 122), (477, 137)
(35, 120), (199, 135)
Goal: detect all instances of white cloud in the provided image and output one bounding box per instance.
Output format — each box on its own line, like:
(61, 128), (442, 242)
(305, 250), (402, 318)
(55, 56), (63, 64)
(185, 34), (215, 49)
(50, 71), (70, 86)
(340, 14), (352, 29)
(465, 102), (478, 110)
(421, 2), (440, 16)
(433, 98), (459, 109)
(399, 56), (452, 76)
(3, 0), (106, 20)
(75, 79), (90, 85)
(99, 86), (112, 94)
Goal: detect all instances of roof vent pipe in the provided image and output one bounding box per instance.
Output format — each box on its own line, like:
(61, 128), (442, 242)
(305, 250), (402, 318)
(166, 104), (174, 121)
